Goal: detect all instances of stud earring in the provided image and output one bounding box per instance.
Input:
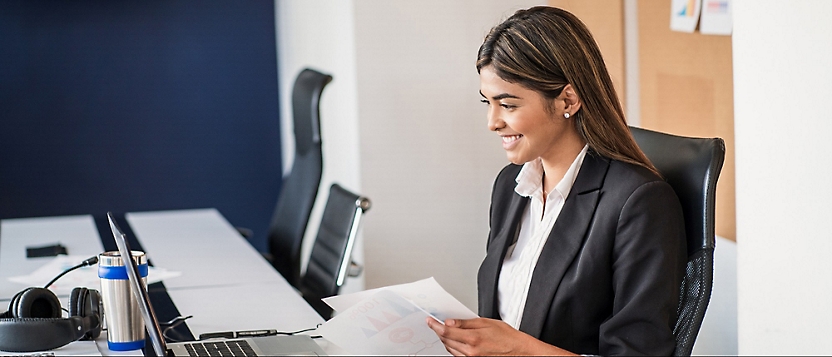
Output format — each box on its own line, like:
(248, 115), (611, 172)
(564, 112), (571, 119)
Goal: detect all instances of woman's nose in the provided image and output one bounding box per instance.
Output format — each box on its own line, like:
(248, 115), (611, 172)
(487, 108), (504, 132)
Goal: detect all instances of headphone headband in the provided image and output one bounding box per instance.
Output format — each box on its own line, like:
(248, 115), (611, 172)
(0, 316), (89, 352)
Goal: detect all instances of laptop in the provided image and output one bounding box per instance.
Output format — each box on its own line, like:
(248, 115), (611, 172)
(107, 212), (327, 356)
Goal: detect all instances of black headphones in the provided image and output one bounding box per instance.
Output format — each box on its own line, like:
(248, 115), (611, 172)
(0, 287), (102, 352)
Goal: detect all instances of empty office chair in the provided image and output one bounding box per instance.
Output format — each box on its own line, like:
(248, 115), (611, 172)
(299, 183), (370, 319)
(266, 68), (332, 287)
(630, 126), (725, 356)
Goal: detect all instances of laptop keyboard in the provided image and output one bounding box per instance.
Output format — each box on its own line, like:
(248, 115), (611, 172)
(185, 340), (257, 357)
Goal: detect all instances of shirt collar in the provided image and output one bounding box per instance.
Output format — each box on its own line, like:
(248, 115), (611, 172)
(514, 145), (589, 200)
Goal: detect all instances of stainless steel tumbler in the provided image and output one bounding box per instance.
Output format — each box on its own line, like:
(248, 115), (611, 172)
(98, 251), (148, 351)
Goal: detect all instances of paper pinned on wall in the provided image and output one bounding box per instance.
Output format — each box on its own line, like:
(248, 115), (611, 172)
(671, 0), (703, 33)
(699, 0), (733, 35)
(318, 277), (477, 355)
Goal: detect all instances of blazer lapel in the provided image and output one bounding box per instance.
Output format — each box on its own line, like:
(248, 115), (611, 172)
(518, 153), (610, 338)
(478, 189), (528, 318)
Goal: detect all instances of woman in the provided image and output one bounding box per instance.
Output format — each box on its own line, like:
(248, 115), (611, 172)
(427, 6), (686, 356)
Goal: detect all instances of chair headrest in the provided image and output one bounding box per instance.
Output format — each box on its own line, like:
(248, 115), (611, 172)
(292, 68), (333, 155)
(630, 127), (725, 255)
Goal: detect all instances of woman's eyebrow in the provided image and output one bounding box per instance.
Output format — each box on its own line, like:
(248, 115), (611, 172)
(480, 90), (521, 100)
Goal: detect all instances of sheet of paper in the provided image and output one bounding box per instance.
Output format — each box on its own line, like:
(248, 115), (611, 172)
(318, 277), (477, 355)
(6, 255), (181, 297)
(699, 0), (732, 35)
(670, 0), (702, 33)
(324, 277), (476, 320)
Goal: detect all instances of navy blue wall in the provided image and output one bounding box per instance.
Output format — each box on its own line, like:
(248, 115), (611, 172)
(0, 1), (281, 252)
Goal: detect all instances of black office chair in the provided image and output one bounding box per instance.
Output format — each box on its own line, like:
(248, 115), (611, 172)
(265, 68), (332, 287)
(629, 126), (725, 356)
(298, 183), (370, 319)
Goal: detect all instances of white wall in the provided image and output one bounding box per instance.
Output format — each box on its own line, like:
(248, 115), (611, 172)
(733, 0), (832, 354)
(352, 0), (543, 310)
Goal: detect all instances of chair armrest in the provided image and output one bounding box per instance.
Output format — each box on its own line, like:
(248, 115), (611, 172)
(347, 260), (363, 278)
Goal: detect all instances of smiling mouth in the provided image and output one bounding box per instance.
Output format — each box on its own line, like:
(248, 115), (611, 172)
(502, 135), (522, 143)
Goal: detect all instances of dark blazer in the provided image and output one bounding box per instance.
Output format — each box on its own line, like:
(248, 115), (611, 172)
(477, 152), (686, 356)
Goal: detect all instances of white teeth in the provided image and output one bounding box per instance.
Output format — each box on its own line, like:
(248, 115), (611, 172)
(502, 135), (521, 143)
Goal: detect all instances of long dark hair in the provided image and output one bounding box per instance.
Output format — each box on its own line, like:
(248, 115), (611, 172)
(477, 6), (657, 176)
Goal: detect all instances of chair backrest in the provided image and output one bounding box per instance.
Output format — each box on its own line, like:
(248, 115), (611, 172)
(629, 126), (725, 356)
(267, 68), (332, 287)
(299, 183), (370, 319)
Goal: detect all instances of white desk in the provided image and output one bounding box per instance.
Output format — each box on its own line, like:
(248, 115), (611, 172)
(125, 209), (286, 289)
(0, 215), (103, 300)
(0, 209), (327, 355)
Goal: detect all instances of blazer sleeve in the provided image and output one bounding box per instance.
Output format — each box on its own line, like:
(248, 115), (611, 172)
(599, 180), (686, 356)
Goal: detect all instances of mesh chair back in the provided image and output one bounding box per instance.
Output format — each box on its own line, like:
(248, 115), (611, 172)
(299, 183), (370, 319)
(267, 68), (332, 287)
(630, 126), (725, 356)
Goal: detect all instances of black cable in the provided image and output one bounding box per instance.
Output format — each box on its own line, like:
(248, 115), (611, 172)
(161, 315), (194, 343)
(281, 324), (322, 336)
(43, 256), (99, 289)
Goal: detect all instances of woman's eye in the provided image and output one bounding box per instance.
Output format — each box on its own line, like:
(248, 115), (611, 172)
(480, 99), (489, 105)
(500, 103), (516, 110)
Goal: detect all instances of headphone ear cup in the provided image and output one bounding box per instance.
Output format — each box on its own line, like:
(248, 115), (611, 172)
(11, 288), (61, 319)
(7, 288), (30, 318)
(69, 287), (101, 340)
(69, 287), (86, 317)
(86, 289), (102, 339)
(1, 289), (27, 318)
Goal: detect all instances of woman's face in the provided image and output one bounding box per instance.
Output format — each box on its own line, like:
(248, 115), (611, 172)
(479, 66), (578, 165)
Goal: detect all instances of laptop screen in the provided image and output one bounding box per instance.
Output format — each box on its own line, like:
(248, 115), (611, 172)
(108, 212), (168, 357)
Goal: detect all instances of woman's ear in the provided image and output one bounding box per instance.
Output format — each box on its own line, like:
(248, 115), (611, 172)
(561, 84), (582, 115)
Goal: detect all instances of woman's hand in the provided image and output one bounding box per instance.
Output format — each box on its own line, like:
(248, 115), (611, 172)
(426, 317), (576, 356)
